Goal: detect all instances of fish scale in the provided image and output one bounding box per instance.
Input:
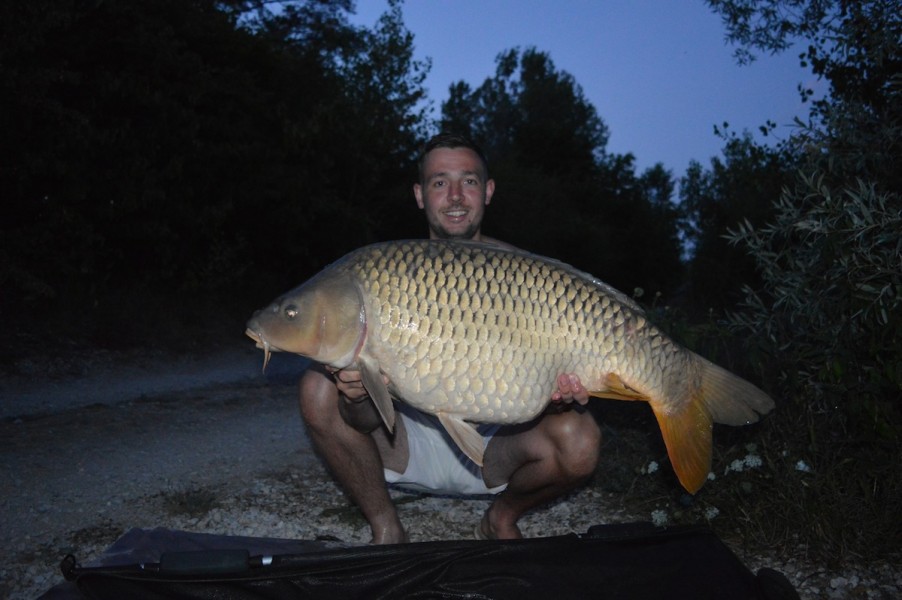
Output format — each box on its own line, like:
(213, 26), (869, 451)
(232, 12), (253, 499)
(354, 242), (585, 420)
(246, 239), (775, 493)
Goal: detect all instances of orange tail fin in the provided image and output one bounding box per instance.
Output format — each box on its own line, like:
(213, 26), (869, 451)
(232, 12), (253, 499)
(649, 394), (713, 494)
(590, 362), (772, 495)
(589, 372), (712, 493)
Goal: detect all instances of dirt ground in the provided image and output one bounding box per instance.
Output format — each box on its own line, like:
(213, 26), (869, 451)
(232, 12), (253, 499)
(1, 344), (899, 599)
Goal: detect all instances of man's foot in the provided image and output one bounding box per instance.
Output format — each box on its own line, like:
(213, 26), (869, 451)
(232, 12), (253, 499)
(477, 505), (523, 540)
(370, 523), (409, 544)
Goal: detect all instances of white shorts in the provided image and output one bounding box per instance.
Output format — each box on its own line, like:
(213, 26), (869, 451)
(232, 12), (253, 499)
(384, 403), (508, 496)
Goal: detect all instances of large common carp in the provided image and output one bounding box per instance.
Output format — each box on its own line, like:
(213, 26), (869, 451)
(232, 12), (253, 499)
(246, 240), (774, 493)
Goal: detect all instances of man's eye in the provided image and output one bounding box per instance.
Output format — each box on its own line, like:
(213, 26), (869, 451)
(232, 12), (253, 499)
(433, 180), (445, 187)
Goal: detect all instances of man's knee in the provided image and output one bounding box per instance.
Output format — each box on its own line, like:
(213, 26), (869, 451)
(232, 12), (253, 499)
(547, 411), (601, 480)
(298, 368), (339, 431)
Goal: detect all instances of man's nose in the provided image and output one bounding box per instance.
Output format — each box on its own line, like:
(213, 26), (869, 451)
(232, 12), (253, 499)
(449, 180), (462, 201)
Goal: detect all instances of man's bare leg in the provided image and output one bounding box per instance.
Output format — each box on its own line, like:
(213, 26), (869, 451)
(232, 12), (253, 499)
(479, 408), (601, 539)
(299, 366), (409, 544)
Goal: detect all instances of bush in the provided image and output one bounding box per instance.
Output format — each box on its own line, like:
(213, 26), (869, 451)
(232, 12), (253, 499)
(726, 173), (901, 436)
(722, 171), (901, 562)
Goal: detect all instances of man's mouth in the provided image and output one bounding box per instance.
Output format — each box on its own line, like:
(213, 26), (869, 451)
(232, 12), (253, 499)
(444, 209), (467, 220)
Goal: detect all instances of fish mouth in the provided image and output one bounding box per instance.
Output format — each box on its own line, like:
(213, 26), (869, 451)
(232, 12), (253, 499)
(245, 327), (278, 372)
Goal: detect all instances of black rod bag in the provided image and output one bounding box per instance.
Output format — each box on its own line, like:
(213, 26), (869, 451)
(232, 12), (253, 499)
(57, 522), (799, 599)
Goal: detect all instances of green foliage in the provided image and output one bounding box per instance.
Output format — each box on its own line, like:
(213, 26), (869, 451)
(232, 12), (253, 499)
(679, 131), (797, 312)
(704, 0), (902, 563)
(726, 174), (901, 438)
(710, 0), (902, 440)
(799, 3), (900, 195)
(705, 0), (835, 65)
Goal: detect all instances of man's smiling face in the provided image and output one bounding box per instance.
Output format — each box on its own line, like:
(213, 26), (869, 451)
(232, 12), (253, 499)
(414, 146), (495, 241)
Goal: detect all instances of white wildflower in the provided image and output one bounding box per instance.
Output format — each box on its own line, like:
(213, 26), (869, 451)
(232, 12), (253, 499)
(704, 506), (720, 520)
(743, 454), (763, 469)
(725, 454), (762, 475)
(645, 461), (659, 474)
(707, 472), (716, 481)
(795, 460), (812, 473)
(651, 510), (669, 527)
(726, 459), (745, 474)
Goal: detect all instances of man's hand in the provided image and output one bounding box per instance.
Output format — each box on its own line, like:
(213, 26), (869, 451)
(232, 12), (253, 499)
(327, 367), (391, 402)
(550, 373), (589, 405)
(325, 366), (389, 432)
(327, 367), (369, 401)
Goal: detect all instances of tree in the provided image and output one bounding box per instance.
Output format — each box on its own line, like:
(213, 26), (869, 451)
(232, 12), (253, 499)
(637, 163), (684, 294)
(222, 0), (431, 281)
(707, 0), (901, 191)
(707, 0), (901, 397)
(0, 0), (279, 300)
(0, 0), (431, 346)
(328, 0), (432, 242)
(442, 47), (608, 180)
(440, 48), (683, 298)
(678, 130), (797, 312)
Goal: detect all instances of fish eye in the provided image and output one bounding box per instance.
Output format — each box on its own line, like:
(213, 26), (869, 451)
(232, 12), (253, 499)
(284, 305), (298, 320)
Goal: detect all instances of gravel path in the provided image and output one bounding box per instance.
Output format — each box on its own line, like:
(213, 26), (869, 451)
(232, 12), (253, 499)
(1, 345), (899, 599)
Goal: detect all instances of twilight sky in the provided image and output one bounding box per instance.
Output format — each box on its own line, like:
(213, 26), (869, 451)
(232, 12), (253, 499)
(349, 0), (824, 177)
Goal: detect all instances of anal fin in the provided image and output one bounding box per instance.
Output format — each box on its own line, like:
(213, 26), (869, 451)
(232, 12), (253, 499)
(437, 413), (485, 467)
(358, 355), (395, 434)
(588, 373), (650, 402)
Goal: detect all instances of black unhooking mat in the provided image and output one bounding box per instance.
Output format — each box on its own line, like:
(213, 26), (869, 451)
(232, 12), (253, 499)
(45, 522), (799, 599)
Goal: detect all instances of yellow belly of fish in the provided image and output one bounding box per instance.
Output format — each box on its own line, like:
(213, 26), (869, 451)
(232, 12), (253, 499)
(368, 319), (568, 423)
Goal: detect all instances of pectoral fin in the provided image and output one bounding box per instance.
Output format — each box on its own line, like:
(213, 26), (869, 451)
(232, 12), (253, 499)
(358, 355), (395, 434)
(588, 373), (650, 402)
(437, 413), (485, 467)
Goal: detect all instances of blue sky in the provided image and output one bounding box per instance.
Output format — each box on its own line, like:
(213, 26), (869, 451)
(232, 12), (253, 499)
(349, 0), (824, 178)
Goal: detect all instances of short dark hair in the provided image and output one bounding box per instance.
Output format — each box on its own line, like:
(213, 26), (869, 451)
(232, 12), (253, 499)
(417, 132), (490, 182)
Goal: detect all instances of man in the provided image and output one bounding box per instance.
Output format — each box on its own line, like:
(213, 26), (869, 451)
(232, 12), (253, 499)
(299, 133), (601, 543)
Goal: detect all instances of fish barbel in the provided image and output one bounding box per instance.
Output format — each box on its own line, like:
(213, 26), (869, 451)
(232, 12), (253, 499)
(246, 239), (774, 493)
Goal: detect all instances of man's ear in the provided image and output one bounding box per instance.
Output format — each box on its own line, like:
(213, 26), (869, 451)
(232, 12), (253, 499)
(485, 179), (495, 205)
(413, 183), (424, 209)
